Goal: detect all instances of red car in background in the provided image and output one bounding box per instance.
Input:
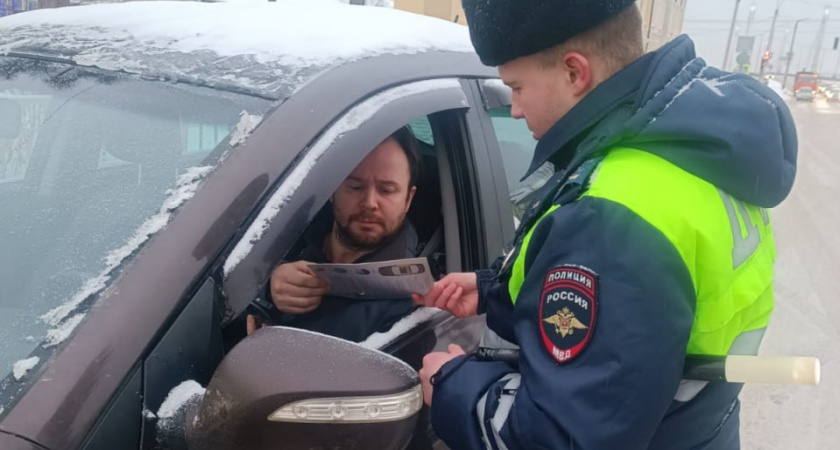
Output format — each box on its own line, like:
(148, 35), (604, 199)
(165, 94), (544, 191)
(794, 71), (819, 94)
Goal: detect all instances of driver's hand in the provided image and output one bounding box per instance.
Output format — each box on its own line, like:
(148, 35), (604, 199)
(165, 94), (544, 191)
(269, 261), (330, 314)
(246, 314), (264, 335)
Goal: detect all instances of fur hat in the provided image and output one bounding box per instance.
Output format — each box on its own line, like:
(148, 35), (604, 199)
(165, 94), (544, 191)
(462, 0), (638, 66)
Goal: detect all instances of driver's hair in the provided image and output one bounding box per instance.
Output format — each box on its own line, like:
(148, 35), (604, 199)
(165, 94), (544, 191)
(385, 126), (421, 190)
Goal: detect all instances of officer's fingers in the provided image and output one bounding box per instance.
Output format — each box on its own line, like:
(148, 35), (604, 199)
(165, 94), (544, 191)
(448, 344), (466, 356)
(411, 293), (426, 306)
(418, 283), (442, 308)
(444, 286), (464, 314)
(434, 283), (459, 311)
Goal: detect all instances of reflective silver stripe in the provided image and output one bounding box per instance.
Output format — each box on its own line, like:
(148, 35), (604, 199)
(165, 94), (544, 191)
(728, 328), (766, 355)
(674, 380), (709, 402)
(479, 328), (520, 351)
(476, 374), (519, 450)
(489, 375), (520, 450)
(674, 327), (767, 402)
(476, 386), (493, 449)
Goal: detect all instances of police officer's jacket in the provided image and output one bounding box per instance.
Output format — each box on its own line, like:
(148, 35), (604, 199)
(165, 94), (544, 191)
(430, 36), (797, 450)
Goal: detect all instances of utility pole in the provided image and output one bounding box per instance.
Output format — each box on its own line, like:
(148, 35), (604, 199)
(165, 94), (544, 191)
(723, 0), (742, 70)
(747, 3), (757, 67)
(779, 28), (791, 67)
(835, 51), (840, 79)
(746, 3), (756, 36)
(783, 19), (807, 90)
(761, 1), (781, 76)
(811, 7), (830, 72)
(645, 0), (657, 52)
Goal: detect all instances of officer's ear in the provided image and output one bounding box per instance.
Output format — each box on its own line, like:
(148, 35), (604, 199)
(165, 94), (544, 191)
(560, 51), (594, 97)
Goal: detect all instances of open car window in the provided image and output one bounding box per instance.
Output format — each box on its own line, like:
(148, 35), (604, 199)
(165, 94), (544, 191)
(220, 78), (472, 347)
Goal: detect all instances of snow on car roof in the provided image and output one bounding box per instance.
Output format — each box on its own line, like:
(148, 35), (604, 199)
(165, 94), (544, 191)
(0, 0), (474, 98)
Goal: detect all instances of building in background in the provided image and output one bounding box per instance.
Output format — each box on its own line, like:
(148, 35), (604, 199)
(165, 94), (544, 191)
(394, 0), (465, 25)
(638, 0), (687, 51)
(393, 0), (685, 50)
(0, 0), (62, 16)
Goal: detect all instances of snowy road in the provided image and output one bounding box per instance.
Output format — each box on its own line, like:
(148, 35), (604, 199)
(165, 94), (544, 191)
(740, 95), (840, 449)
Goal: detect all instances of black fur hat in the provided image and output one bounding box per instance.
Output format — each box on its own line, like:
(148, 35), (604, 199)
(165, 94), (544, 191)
(462, 0), (638, 66)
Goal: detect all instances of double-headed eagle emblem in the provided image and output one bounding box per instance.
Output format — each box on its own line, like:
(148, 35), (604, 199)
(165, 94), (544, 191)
(543, 307), (588, 338)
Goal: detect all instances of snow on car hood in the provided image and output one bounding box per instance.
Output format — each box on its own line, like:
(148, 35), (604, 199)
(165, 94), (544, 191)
(0, 0), (473, 98)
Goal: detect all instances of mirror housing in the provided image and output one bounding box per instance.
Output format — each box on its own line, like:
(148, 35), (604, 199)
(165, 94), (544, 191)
(186, 327), (422, 450)
(0, 99), (22, 139)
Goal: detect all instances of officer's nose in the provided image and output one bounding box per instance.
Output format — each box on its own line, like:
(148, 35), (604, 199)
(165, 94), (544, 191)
(511, 102), (525, 120)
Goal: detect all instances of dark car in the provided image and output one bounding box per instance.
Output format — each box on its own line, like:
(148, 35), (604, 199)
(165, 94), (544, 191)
(0, 2), (549, 450)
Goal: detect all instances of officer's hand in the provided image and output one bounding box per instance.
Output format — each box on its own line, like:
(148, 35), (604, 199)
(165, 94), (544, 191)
(269, 261), (330, 314)
(419, 344), (466, 406)
(412, 272), (478, 318)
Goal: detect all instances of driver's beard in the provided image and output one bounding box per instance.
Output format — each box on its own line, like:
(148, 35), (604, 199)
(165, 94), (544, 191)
(334, 218), (400, 253)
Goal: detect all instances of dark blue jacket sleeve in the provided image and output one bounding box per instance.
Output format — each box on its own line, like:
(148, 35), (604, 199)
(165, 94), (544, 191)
(430, 196), (696, 450)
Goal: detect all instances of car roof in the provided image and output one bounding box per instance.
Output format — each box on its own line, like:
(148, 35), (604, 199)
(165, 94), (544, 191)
(0, 0), (477, 99)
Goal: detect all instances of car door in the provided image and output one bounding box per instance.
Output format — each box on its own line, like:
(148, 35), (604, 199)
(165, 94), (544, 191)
(215, 75), (512, 449)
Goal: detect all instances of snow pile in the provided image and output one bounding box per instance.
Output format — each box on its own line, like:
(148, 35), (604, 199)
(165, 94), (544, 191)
(40, 166), (214, 345)
(360, 307), (441, 349)
(12, 356), (39, 381)
(158, 380), (206, 420)
(223, 78), (461, 276)
(156, 380), (206, 446)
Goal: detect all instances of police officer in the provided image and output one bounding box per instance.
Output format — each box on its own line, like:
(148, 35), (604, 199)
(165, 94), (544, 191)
(411, 1), (798, 449)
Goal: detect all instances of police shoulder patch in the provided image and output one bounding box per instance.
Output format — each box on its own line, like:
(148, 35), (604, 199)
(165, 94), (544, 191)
(538, 265), (598, 364)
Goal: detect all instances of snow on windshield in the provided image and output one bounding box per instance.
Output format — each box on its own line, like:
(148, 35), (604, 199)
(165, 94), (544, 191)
(0, 1), (472, 97)
(38, 166), (214, 346)
(12, 356), (39, 381)
(228, 111), (264, 148)
(222, 78), (462, 276)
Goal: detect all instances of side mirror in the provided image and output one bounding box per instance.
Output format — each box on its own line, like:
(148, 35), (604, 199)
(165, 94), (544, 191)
(0, 99), (22, 139)
(186, 327), (422, 450)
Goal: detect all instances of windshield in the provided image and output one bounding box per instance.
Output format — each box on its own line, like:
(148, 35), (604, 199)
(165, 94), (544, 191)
(0, 56), (272, 395)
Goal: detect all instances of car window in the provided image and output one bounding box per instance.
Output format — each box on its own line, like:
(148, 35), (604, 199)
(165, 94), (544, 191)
(0, 56), (272, 399)
(408, 116), (434, 146)
(487, 107), (554, 224)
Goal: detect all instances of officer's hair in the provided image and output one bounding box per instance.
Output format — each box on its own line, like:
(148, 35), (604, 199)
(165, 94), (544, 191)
(386, 126), (421, 190)
(537, 4), (644, 76)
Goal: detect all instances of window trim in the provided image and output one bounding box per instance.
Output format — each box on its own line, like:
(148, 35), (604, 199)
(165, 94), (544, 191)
(464, 79), (518, 249)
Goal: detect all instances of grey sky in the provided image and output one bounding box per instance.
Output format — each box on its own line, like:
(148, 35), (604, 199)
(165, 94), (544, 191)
(685, 0), (840, 75)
